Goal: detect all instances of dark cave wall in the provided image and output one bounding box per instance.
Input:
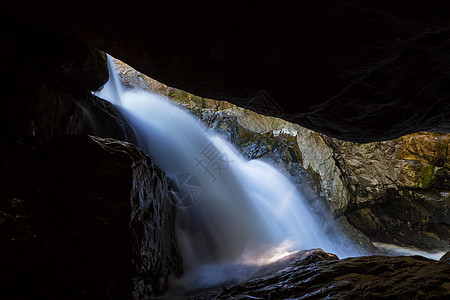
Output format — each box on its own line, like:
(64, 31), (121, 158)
(3, 0), (450, 142)
(0, 14), (181, 298)
(0, 13), (136, 145)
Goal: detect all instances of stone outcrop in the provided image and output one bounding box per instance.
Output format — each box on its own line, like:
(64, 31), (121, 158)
(192, 249), (450, 299)
(330, 133), (450, 250)
(3, 1), (449, 142)
(193, 105), (450, 252)
(208, 112), (450, 251)
(0, 135), (181, 298)
(114, 59), (449, 252)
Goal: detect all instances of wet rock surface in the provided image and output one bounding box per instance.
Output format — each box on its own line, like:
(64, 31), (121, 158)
(191, 249), (450, 300)
(4, 1), (450, 142)
(0, 135), (181, 298)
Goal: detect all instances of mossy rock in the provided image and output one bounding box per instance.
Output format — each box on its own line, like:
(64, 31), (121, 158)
(420, 164), (434, 189)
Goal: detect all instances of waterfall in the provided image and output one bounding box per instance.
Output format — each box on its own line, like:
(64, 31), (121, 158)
(96, 55), (124, 106)
(96, 55), (365, 290)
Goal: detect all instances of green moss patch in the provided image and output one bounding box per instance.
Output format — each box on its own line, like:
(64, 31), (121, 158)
(420, 165), (434, 189)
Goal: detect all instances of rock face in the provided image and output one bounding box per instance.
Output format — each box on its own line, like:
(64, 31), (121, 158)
(208, 112), (450, 251)
(114, 59), (449, 252)
(0, 135), (181, 298)
(3, 1), (449, 142)
(192, 249), (450, 299)
(330, 133), (450, 250)
(195, 107), (450, 251)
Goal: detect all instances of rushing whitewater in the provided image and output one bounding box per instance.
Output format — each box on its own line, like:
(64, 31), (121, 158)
(96, 55), (365, 289)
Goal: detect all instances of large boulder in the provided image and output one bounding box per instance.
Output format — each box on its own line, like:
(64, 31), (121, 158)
(0, 135), (181, 298)
(193, 249), (450, 299)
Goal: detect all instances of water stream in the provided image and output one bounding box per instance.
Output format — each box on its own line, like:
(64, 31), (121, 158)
(96, 55), (367, 290)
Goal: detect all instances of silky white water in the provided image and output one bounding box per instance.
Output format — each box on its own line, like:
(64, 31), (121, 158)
(373, 242), (446, 260)
(96, 56), (365, 289)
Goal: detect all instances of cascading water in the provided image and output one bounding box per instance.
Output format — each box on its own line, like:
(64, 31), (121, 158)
(96, 55), (366, 290)
(97, 55), (124, 106)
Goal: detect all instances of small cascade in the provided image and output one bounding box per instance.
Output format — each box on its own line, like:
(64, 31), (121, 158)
(373, 242), (447, 260)
(96, 55), (366, 290)
(95, 55), (124, 106)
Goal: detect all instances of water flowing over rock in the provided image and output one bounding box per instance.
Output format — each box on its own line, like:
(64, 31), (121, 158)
(206, 112), (450, 251)
(113, 58), (449, 253)
(97, 57), (376, 297)
(0, 135), (181, 298)
(2, 6), (450, 297)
